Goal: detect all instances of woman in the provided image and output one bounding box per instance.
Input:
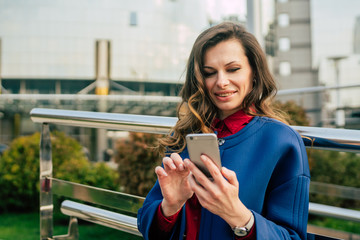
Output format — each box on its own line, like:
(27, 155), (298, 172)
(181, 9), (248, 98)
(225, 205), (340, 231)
(137, 22), (310, 240)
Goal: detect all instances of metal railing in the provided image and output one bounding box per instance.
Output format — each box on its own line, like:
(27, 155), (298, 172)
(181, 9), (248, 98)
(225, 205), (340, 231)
(30, 108), (360, 240)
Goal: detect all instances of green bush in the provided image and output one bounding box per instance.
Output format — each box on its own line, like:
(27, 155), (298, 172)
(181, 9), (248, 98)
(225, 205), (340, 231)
(274, 100), (310, 126)
(309, 149), (360, 208)
(0, 131), (118, 213)
(114, 132), (162, 196)
(274, 101), (360, 208)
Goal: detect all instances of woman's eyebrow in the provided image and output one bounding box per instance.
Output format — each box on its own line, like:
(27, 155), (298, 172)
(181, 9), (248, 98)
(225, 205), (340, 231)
(203, 66), (214, 69)
(203, 61), (240, 69)
(225, 61), (240, 66)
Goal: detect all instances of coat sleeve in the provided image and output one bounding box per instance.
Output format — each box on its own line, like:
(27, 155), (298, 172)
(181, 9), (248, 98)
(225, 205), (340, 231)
(253, 175), (310, 239)
(137, 180), (186, 240)
(254, 126), (310, 239)
(137, 180), (164, 240)
(137, 150), (189, 240)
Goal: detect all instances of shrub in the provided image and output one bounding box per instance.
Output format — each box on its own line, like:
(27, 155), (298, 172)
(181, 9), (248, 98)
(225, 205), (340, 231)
(114, 132), (162, 196)
(0, 131), (118, 213)
(309, 149), (360, 208)
(274, 100), (310, 126)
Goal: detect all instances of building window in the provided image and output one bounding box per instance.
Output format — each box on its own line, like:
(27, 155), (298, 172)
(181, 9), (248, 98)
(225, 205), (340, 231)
(130, 12), (137, 26)
(279, 38), (290, 51)
(278, 13), (289, 27)
(279, 62), (291, 76)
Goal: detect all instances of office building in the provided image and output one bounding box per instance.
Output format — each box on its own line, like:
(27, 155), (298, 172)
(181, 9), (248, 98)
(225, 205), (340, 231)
(354, 16), (360, 54)
(272, 0), (321, 126)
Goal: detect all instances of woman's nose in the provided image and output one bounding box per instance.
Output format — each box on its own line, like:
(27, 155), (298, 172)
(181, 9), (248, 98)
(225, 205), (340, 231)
(216, 72), (230, 88)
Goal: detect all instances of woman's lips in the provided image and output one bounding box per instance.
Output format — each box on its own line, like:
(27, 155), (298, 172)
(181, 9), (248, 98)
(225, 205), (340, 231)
(214, 91), (236, 100)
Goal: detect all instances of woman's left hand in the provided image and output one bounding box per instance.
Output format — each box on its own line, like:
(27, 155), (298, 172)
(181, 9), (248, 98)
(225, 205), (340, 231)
(184, 155), (252, 229)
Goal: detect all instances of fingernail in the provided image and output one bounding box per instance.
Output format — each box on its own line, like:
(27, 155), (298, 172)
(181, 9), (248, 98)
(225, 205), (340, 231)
(179, 164), (184, 171)
(184, 159), (190, 166)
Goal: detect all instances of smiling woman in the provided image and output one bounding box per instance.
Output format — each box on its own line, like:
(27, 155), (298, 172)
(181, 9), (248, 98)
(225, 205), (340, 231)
(203, 39), (254, 120)
(137, 22), (310, 240)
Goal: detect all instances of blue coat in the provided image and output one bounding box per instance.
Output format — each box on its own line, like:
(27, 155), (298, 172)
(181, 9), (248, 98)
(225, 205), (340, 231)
(138, 117), (310, 239)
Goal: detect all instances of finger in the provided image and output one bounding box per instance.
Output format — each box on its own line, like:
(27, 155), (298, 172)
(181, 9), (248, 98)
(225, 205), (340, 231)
(200, 155), (222, 181)
(187, 173), (205, 193)
(155, 166), (168, 177)
(184, 158), (210, 188)
(187, 173), (212, 209)
(162, 156), (176, 171)
(170, 153), (185, 171)
(221, 167), (239, 187)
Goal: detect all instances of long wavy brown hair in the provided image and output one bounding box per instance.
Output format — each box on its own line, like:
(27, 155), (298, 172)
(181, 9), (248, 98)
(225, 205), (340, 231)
(159, 22), (288, 153)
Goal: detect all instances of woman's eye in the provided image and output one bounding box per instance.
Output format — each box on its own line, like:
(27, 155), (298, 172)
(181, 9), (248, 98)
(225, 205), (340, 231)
(204, 71), (215, 77)
(228, 68), (240, 73)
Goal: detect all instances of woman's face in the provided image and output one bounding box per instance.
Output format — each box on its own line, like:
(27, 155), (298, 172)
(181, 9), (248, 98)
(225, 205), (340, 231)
(203, 38), (254, 120)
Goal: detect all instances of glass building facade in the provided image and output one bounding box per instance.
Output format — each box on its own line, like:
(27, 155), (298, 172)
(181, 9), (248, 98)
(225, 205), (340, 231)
(0, 0), (209, 84)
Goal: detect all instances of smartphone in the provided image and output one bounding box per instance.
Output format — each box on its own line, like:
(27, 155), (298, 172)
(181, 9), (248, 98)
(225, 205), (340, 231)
(185, 133), (221, 179)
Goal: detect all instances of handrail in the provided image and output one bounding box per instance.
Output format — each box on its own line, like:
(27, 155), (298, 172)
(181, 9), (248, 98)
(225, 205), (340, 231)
(1, 93), (181, 102)
(30, 108), (177, 134)
(59, 200), (360, 238)
(309, 203), (360, 222)
(61, 200), (141, 236)
(51, 177), (144, 215)
(310, 181), (360, 200)
(31, 108), (360, 240)
(31, 108), (360, 152)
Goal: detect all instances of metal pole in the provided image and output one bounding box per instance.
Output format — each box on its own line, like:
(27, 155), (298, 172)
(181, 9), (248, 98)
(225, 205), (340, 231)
(247, 0), (263, 47)
(328, 56), (347, 127)
(95, 40), (111, 161)
(40, 123), (53, 240)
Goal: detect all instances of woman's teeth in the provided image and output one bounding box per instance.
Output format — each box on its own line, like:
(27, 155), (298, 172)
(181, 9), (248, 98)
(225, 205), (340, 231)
(218, 92), (233, 97)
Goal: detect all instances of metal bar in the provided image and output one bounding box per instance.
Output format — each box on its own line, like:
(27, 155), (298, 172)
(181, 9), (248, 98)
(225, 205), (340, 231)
(277, 83), (360, 95)
(293, 126), (360, 153)
(309, 202), (360, 222)
(61, 200), (141, 237)
(2, 83), (360, 99)
(51, 178), (144, 215)
(52, 217), (79, 240)
(40, 124), (53, 240)
(1, 93), (181, 102)
(310, 182), (360, 200)
(30, 108), (360, 153)
(30, 108), (177, 134)
(61, 199), (360, 238)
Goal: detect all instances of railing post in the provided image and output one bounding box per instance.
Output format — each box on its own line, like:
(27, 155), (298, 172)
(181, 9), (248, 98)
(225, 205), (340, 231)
(40, 123), (53, 240)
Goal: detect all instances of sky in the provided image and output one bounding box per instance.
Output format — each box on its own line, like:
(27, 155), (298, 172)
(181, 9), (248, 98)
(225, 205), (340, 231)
(205, 0), (273, 33)
(206, 0), (246, 20)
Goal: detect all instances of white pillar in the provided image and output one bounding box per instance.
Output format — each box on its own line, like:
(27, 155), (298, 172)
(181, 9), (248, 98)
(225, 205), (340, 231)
(247, 0), (263, 47)
(95, 40), (111, 161)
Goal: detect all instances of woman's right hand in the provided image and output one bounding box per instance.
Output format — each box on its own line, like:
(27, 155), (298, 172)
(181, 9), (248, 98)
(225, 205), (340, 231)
(155, 153), (193, 217)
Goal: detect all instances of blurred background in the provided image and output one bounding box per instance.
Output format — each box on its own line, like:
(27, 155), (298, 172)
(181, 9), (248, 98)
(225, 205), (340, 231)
(0, 0), (360, 239)
(1, 0), (360, 159)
